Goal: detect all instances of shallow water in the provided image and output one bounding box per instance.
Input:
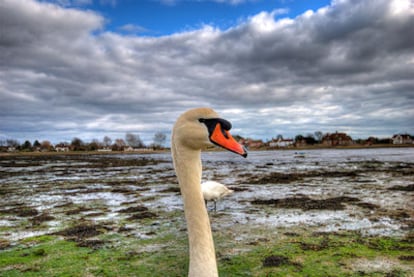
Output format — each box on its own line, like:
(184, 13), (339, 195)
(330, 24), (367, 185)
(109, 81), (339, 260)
(0, 148), (413, 242)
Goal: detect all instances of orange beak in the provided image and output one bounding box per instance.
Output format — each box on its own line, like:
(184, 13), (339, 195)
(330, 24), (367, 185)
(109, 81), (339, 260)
(210, 123), (247, 158)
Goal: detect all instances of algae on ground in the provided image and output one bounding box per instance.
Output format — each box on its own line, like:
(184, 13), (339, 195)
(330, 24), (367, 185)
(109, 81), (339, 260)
(1, 230), (413, 276)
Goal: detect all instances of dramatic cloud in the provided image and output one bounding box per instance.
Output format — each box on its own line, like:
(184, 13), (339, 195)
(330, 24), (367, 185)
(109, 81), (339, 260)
(1, 0), (413, 144)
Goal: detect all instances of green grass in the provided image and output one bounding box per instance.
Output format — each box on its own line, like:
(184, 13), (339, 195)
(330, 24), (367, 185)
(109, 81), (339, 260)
(1, 230), (413, 276)
(0, 234), (187, 277)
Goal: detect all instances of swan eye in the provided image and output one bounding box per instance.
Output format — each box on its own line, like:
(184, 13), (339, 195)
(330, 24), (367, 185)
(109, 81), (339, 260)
(217, 118), (232, 131)
(198, 118), (232, 140)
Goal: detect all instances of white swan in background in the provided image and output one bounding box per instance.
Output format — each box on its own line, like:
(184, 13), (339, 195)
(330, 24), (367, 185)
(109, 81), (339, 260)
(201, 181), (234, 211)
(171, 107), (247, 277)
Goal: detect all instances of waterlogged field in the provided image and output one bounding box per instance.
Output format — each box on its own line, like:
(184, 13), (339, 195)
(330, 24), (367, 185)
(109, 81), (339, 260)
(1, 148), (413, 276)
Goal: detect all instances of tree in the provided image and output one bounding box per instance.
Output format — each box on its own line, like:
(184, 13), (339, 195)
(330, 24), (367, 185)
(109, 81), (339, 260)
(40, 140), (52, 151)
(71, 137), (84, 151)
(21, 140), (32, 151)
(33, 140), (41, 148)
(153, 132), (166, 149)
(113, 138), (126, 151)
(304, 134), (317, 145)
(314, 131), (323, 143)
(87, 139), (100, 151)
(6, 139), (19, 147)
(295, 135), (304, 143)
(125, 133), (144, 148)
(103, 136), (112, 147)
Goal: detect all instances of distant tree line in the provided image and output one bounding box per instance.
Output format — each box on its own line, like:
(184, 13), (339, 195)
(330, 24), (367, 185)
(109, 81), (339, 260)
(238, 131), (414, 149)
(0, 132), (167, 152)
(1, 131), (413, 153)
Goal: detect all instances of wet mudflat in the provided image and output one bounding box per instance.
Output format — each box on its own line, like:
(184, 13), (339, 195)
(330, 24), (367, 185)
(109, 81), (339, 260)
(0, 148), (413, 276)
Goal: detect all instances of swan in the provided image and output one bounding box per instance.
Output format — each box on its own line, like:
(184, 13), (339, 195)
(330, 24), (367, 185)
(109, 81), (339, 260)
(201, 181), (234, 212)
(171, 107), (247, 277)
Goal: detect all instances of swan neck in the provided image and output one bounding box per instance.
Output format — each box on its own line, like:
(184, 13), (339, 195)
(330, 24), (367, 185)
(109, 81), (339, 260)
(172, 143), (218, 277)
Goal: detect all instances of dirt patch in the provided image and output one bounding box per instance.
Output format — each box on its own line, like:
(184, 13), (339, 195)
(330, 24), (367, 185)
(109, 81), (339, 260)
(118, 204), (157, 220)
(248, 170), (359, 184)
(65, 206), (93, 215)
(355, 202), (380, 210)
(52, 223), (110, 250)
(313, 171), (359, 178)
(0, 239), (11, 250)
(299, 238), (331, 251)
(399, 255), (414, 261)
(283, 232), (300, 237)
(263, 255), (290, 267)
(262, 255), (301, 269)
(1, 206), (39, 217)
(85, 212), (107, 218)
(388, 184), (414, 192)
(228, 186), (250, 192)
(371, 209), (412, 222)
(54, 224), (103, 239)
(251, 196), (361, 211)
(127, 211), (157, 220)
(159, 187), (181, 194)
(118, 226), (134, 233)
(31, 213), (55, 226)
(54, 202), (74, 208)
(249, 172), (302, 184)
(75, 239), (105, 250)
(110, 188), (136, 194)
(106, 180), (140, 187)
(118, 205), (149, 213)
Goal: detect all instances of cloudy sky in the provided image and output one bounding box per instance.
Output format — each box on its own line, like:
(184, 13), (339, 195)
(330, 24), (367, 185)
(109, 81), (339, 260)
(1, 0), (413, 145)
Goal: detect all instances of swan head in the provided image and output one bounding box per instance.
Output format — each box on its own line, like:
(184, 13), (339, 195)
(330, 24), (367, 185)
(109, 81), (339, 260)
(172, 107), (247, 157)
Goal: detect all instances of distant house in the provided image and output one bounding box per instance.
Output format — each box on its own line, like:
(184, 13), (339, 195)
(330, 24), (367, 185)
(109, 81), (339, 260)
(239, 138), (264, 149)
(124, 146), (151, 152)
(54, 143), (70, 152)
(321, 132), (353, 146)
(392, 134), (413, 144)
(124, 146), (134, 152)
(269, 138), (294, 148)
(55, 146), (69, 152)
(97, 147), (112, 152)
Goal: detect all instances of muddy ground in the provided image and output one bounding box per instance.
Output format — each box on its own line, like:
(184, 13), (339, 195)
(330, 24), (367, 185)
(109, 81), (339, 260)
(0, 149), (413, 257)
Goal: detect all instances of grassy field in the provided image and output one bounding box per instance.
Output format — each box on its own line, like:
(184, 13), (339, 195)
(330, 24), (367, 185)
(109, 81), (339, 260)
(1, 227), (413, 276)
